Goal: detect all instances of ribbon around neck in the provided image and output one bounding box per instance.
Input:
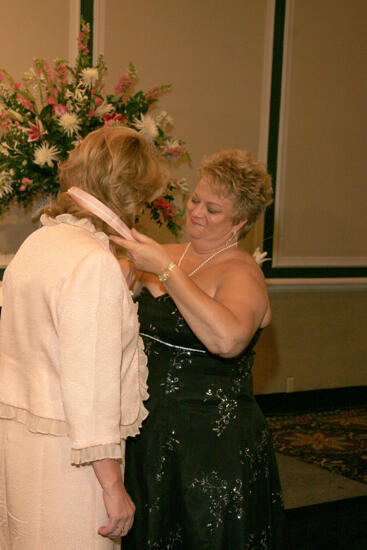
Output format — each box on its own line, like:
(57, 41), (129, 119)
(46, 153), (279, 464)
(67, 186), (135, 241)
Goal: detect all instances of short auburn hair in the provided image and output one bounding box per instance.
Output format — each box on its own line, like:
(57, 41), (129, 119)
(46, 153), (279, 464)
(199, 149), (273, 237)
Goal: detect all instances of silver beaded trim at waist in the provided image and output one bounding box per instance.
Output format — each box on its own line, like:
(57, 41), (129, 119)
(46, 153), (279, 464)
(140, 332), (207, 354)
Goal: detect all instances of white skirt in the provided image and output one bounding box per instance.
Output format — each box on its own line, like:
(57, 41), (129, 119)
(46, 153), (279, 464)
(0, 419), (122, 550)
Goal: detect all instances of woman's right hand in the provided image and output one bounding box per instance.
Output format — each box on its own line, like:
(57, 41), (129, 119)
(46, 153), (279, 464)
(110, 228), (172, 276)
(98, 479), (135, 539)
(92, 458), (135, 539)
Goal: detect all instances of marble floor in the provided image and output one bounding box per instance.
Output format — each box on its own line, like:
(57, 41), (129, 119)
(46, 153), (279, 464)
(276, 453), (367, 510)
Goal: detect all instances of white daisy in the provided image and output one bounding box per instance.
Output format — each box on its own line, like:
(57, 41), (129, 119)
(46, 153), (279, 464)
(0, 171), (13, 199)
(34, 143), (59, 167)
(58, 112), (81, 136)
(81, 67), (99, 88)
(133, 113), (158, 141)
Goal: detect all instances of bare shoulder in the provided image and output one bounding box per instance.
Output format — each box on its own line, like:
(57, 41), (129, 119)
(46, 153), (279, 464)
(223, 247), (267, 288)
(214, 247), (271, 327)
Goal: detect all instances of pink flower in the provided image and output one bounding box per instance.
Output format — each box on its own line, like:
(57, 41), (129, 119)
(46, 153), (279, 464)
(88, 110), (95, 117)
(53, 104), (67, 117)
(21, 177), (33, 186)
(94, 97), (103, 105)
(102, 113), (126, 126)
(166, 146), (184, 157)
(54, 63), (67, 84)
(20, 177), (33, 191)
(114, 73), (133, 95)
(43, 59), (52, 79)
(77, 25), (90, 56)
(47, 96), (55, 105)
(146, 88), (159, 101)
(27, 118), (45, 142)
(17, 96), (34, 112)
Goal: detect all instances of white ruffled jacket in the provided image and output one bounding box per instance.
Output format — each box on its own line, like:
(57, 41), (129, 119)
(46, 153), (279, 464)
(0, 214), (148, 465)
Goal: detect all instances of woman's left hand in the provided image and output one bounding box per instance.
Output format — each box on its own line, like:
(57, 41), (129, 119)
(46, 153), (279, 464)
(110, 229), (172, 276)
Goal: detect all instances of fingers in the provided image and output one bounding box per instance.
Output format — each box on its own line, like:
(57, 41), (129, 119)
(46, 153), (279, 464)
(97, 519), (114, 537)
(130, 228), (157, 245)
(98, 519), (132, 539)
(109, 230), (145, 246)
(110, 229), (156, 250)
(109, 235), (130, 249)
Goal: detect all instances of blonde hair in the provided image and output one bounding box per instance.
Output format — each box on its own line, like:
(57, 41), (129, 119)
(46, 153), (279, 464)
(46, 126), (166, 232)
(199, 149), (273, 237)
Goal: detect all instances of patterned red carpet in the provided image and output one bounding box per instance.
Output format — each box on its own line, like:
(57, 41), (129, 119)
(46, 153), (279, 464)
(266, 407), (367, 484)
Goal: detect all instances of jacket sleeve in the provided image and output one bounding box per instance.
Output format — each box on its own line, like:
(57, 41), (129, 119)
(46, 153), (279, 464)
(57, 249), (126, 465)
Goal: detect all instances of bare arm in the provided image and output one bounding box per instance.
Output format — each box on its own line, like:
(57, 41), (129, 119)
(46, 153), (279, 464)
(111, 230), (270, 357)
(92, 458), (135, 538)
(162, 261), (268, 357)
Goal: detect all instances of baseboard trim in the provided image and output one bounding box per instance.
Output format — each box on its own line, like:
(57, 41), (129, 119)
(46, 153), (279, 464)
(256, 386), (367, 415)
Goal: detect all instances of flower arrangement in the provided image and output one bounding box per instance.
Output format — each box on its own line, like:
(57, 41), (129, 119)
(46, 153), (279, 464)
(0, 22), (189, 236)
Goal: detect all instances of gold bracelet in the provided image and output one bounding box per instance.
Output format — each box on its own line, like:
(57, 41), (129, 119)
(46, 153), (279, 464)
(158, 262), (177, 282)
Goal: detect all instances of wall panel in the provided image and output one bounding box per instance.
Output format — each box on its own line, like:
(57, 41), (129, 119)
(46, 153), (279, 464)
(270, 0), (367, 271)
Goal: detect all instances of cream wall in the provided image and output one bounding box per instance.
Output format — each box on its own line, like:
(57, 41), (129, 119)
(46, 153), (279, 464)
(100, 0), (270, 248)
(0, 0), (366, 394)
(254, 287), (367, 394)
(0, 0), (74, 261)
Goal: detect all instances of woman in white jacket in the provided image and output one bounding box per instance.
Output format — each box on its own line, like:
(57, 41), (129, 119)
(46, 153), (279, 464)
(0, 126), (164, 549)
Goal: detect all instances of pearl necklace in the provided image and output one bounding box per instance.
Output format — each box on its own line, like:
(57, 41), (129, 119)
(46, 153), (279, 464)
(178, 241), (238, 277)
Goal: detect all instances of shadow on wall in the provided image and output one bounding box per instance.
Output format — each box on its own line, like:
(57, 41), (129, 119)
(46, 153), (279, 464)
(0, 204), (38, 256)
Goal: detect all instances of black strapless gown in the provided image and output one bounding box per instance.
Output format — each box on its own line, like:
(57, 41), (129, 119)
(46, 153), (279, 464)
(124, 287), (287, 550)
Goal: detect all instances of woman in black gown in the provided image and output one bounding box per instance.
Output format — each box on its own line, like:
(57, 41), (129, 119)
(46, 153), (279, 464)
(112, 149), (287, 549)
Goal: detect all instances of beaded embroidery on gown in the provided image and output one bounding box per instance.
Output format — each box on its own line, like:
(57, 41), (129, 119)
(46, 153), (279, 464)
(124, 287), (287, 550)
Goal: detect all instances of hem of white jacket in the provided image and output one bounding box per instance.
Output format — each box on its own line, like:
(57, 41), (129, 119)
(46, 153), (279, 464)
(0, 334), (149, 465)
